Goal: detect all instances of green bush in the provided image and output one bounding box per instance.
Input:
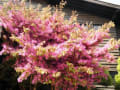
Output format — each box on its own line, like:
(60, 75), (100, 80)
(99, 70), (113, 86)
(115, 57), (120, 89)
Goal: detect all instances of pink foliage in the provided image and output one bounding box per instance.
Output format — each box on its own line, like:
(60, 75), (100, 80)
(0, 0), (119, 90)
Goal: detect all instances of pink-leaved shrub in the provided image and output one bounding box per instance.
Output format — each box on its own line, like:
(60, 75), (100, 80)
(0, 0), (120, 90)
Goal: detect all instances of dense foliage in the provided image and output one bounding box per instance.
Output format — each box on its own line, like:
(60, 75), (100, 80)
(0, 57), (19, 90)
(115, 57), (120, 89)
(0, 0), (119, 90)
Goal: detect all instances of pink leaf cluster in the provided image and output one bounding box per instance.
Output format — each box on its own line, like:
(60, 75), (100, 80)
(0, 0), (119, 90)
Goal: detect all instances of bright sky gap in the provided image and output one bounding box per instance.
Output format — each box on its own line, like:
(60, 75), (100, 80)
(98, 0), (120, 5)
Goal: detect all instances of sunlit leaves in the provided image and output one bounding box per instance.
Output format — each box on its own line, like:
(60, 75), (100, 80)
(0, 0), (119, 90)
